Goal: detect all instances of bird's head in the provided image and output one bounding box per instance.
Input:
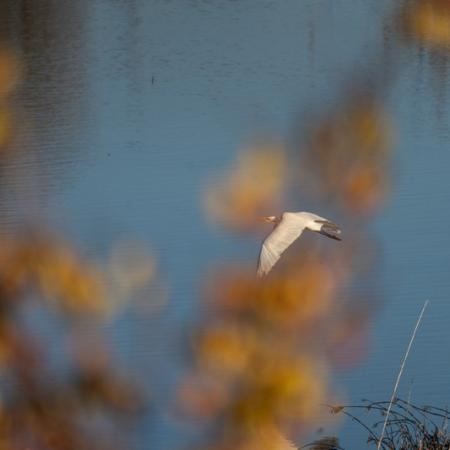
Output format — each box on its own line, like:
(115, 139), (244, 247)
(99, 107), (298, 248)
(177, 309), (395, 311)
(263, 215), (279, 224)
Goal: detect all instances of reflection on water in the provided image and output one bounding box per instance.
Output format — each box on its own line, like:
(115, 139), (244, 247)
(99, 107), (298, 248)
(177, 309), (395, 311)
(0, 0), (449, 449)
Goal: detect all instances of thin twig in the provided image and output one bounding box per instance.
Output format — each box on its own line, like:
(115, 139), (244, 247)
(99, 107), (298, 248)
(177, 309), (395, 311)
(376, 300), (429, 450)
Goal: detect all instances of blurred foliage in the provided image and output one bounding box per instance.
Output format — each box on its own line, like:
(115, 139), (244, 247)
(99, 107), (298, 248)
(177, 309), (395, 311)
(204, 141), (287, 232)
(0, 230), (148, 449)
(404, 0), (450, 50)
(178, 1), (450, 448)
(0, 44), (155, 450)
(301, 99), (393, 216)
(186, 83), (391, 450)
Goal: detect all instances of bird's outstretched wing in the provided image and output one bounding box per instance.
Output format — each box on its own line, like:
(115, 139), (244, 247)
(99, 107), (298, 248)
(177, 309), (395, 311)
(257, 215), (306, 277)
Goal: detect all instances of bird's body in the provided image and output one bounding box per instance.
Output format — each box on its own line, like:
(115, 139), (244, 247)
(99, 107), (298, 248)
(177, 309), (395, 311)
(257, 211), (341, 277)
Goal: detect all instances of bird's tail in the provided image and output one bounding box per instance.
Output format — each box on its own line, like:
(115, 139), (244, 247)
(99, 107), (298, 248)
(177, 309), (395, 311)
(315, 220), (342, 241)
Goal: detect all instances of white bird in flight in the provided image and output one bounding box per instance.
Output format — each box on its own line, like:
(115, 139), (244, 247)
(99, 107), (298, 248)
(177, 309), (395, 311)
(257, 211), (341, 277)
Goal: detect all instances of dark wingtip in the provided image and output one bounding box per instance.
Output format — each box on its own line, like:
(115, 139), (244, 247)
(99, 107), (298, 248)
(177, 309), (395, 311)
(319, 225), (342, 241)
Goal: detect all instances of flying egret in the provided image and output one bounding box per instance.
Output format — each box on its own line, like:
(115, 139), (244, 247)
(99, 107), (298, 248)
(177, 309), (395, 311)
(257, 211), (341, 277)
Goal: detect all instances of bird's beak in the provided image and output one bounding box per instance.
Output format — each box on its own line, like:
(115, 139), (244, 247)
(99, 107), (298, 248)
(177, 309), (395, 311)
(263, 216), (277, 223)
